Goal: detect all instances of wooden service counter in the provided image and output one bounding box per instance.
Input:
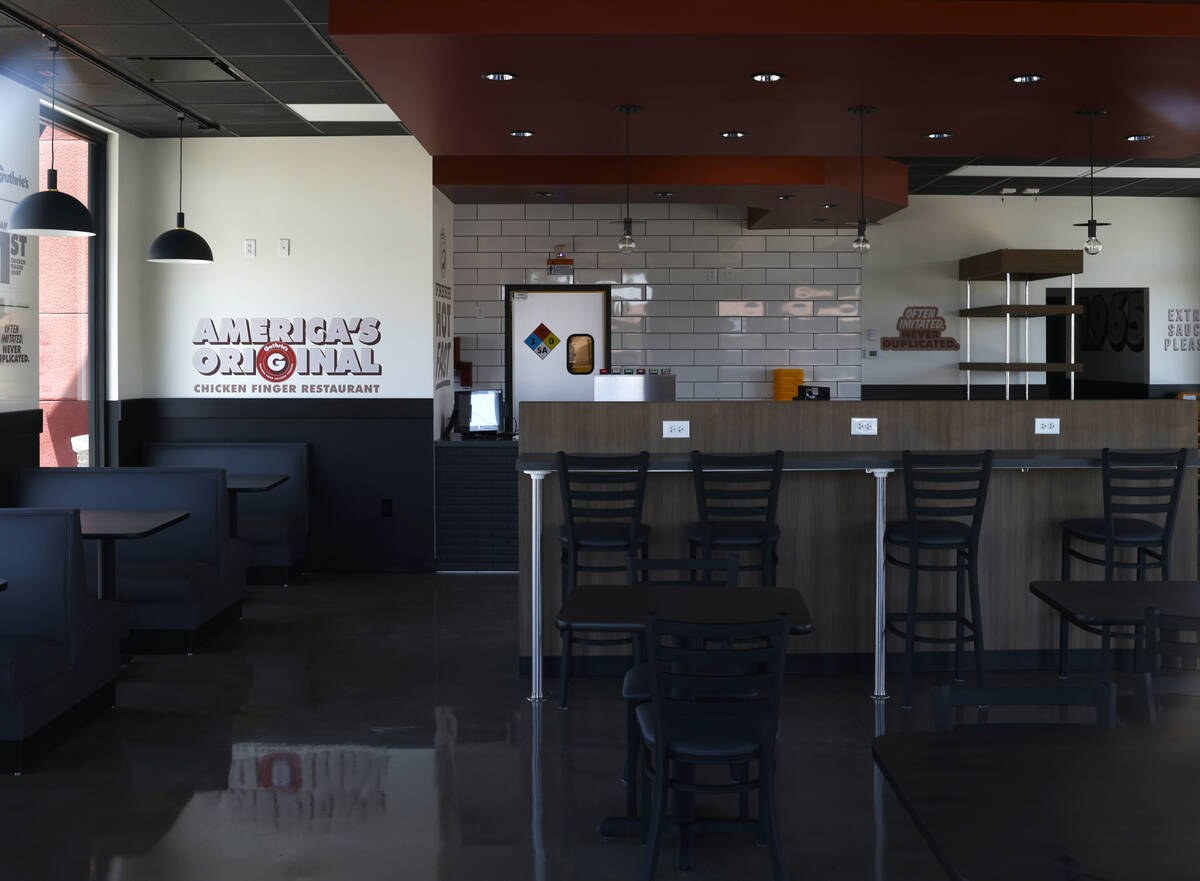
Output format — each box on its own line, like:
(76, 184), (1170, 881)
(517, 400), (1198, 695)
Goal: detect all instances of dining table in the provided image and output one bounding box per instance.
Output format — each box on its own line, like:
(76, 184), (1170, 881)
(79, 509), (190, 601)
(225, 473), (288, 537)
(873, 727), (1200, 881)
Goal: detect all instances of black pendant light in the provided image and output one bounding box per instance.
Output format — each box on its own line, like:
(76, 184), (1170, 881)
(848, 105), (874, 252)
(9, 41), (95, 237)
(148, 114), (213, 264)
(615, 104), (642, 253)
(1073, 109), (1110, 256)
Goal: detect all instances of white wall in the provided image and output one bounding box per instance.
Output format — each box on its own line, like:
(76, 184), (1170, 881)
(123, 136), (433, 399)
(0, 75), (41, 411)
(862, 194), (1200, 390)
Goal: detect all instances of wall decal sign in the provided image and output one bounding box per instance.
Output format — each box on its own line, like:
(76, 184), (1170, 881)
(191, 316), (382, 394)
(881, 305), (960, 351)
(1165, 307), (1200, 352)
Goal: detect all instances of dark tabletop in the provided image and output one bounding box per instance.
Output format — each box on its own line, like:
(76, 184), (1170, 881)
(79, 509), (190, 540)
(1030, 580), (1200, 625)
(873, 728), (1200, 881)
(518, 449), (1200, 474)
(226, 473), (288, 493)
(557, 585), (813, 633)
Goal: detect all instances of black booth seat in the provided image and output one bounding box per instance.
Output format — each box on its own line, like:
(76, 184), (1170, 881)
(142, 442), (309, 571)
(14, 467), (245, 647)
(0, 509), (127, 771)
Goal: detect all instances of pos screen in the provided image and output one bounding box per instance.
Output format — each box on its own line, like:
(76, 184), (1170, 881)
(456, 389), (502, 434)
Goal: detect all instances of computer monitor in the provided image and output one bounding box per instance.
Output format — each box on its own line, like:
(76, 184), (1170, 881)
(455, 389), (503, 436)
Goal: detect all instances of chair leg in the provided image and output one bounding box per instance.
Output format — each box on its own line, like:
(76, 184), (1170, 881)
(1058, 614), (1070, 678)
(641, 754), (668, 881)
(1161, 542), (1172, 580)
(675, 762), (695, 871)
(763, 541), (777, 588)
(733, 760), (750, 822)
(760, 749), (788, 881)
(1137, 547), (1147, 582)
(968, 558), (986, 688)
(558, 630), (572, 710)
(902, 560), (919, 709)
(623, 700), (640, 814)
(1061, 532), (1072, 581)
(1104, 542), (1114, 581)
(1100, 626), (1113, 677)
(954, 560), (966, 684)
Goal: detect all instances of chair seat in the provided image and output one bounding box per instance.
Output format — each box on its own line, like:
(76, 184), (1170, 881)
(1061, 517), (1165, 544)
(885, 520), (971, 548)
(0, 637), (69, 703)
(622, 662), (650, 701)
(687, 521), (781, 547)
(558, 522), (651, 550)
(636, 702), (772, 759)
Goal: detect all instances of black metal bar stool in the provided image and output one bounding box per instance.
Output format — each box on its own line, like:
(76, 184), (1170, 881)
(687, 450), (784, 587)
(1058, 448), (1188, 676)
(556, 451), (651, 710)
(884, 450), (994, 709)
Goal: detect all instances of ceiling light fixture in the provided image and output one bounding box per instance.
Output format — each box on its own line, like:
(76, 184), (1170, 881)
(147, 114), (213, 264)
(1125, 133), (1154, 142)
(927, 131), (952, 140)
(509, 129), (535, 138)
(823, 202), (838, 209)
(848, 105), (874, 252)
(287, 103), (400, 123)
(616, 104), (642, 253)
(9, 41), (95, 237)
(720, 130), (746, 139)
(777, 194), (795, 200)
(1009, 74), (1044, 84)
(654, 191), (673, 198)
(482, 72), (516, 81)
(751, 72), (783, 83)
(1074, 109), (1110, 256)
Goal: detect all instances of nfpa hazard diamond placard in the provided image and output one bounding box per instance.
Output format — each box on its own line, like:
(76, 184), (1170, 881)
(524, 323), (560, 360)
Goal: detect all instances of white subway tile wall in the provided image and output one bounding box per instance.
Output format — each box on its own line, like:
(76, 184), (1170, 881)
(453, 204), (863, 400)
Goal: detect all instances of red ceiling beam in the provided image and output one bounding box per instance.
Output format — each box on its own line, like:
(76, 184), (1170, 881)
(331, 0), (1200, 39)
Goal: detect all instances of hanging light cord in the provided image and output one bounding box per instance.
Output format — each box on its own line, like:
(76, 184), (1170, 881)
(1088, 112), (1096, 220)
(624, 108), (631, 221)
(858, 109), (865, 221)
(177, 115), (184, 216)
(49, 40), (57, 173)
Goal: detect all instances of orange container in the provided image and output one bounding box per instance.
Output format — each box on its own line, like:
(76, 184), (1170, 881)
(772, 368), (805, 401)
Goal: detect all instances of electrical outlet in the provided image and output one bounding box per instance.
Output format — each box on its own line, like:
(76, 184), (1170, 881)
(705, 268), (718, 283)
(1035, 417), (1060, 435)
(243, 238), (256, 257)
(278, 237), (291, 257)
(851, 417), (878, 436)
(662, 419), (690, 439)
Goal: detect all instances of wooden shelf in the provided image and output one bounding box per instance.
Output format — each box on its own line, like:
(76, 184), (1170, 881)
(959, 249), (1084, 282)
(958, 304), (1084, 318)
(959, 362), (1083, 373)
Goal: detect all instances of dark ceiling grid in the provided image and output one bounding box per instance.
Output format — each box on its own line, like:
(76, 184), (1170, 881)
(0, 0), (409, 138)
(900, 154), (1200, 198)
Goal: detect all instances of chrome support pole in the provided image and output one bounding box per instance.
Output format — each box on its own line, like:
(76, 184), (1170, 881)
(965, 280), (971, 401)
(869, 468), (893, 701)
(531, 699), (546, 881)
(873, 697), (887, 881)
(528, 470), (551, 702)
(1024, 279), (1030, 401)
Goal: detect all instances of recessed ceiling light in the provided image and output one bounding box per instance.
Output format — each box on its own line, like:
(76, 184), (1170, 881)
(482, 72), (516, 81)
(822, 202), (838, 209)
(751, 72), (783, 83)
(534, 191), (554, 197)
(654, 191), (674, 197)
(1000, 187), (1018, 194)
(777, 194), (795, 200)
(1126, 133), (1154, 142)
(287, 103), (400, 122)
(720, 130), (746, 139)
(1022, 187), (1041, 195)
(927, 131), (953, 139)
(1009, 74), (1044, 84)
(508, 129), (535, 137)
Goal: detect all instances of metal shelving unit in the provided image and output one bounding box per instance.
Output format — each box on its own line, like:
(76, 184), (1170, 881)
(957, 249), (1085, 400)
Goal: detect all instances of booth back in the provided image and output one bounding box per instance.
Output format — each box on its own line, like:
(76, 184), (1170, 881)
(142, 442), (309, 537)
(0, 509), (87, 656)
(14, 468), (230, 572)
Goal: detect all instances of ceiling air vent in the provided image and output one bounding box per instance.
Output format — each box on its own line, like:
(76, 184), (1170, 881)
(122, 57), (242, 83)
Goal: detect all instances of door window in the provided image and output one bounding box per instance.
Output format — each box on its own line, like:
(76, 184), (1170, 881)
(566, 334), (594, 375)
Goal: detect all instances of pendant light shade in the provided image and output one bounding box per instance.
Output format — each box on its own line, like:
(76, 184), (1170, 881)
(1073, 109), (1110, 257)
(148, 115), (212, 264)
(8, 41), (95, 237)
(615, 104), (642, 253)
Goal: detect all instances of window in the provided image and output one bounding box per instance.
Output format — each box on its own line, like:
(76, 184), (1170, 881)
(566, 333), (594, 375)
(37, 112), (106, 466)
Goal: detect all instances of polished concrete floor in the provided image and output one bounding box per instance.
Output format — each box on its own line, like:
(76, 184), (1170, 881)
(0, 573), (1174, 880)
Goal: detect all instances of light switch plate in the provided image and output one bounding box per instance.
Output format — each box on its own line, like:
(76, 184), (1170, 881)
(243, 238), (256, 257)
(278, 238), (291, 257)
